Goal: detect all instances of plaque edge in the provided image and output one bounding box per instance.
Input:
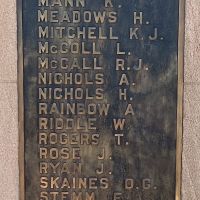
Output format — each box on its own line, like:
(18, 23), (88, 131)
(17, 0), (24, 199)
(176, 0), (185, 199)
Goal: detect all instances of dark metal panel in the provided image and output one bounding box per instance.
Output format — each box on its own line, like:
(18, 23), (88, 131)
(18, 0), (184, 199)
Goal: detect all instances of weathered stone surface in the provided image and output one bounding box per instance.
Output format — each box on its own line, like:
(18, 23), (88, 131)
(0, 83), (18, 200)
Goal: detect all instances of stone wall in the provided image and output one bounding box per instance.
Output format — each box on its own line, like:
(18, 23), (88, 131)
(182, 0), (200, 199)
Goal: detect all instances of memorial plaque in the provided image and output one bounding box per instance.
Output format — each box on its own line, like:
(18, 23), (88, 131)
(18, 0), (184, 199)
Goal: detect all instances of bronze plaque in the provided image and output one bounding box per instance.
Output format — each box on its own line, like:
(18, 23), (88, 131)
(18, 0), (184, 200)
